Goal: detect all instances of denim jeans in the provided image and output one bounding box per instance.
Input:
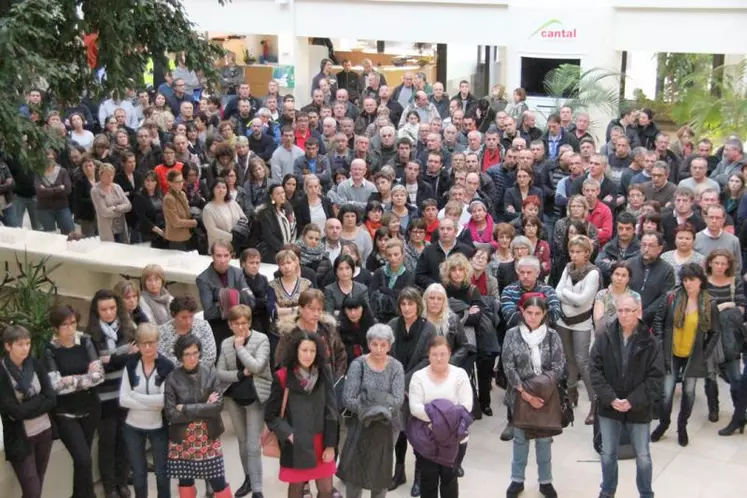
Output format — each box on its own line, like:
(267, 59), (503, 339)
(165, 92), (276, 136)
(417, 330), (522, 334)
(511, 427), (553, 484)
(1, 205), (19, 227)
(661, 355), (697, 426)
(13, 196), (39, 230)
(223, 398), (264, 492)
(598, 416), (653, 498)
(37, 207), (75, 234)
(123, 424), (169, 498)
(705, 358), (742, 408)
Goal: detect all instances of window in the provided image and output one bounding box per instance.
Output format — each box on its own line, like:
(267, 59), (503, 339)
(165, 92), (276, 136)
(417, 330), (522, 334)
(520, 57), (581, 97)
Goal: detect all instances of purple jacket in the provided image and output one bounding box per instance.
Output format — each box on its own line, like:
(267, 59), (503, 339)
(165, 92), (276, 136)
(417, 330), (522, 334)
(406, 399), (473, 467)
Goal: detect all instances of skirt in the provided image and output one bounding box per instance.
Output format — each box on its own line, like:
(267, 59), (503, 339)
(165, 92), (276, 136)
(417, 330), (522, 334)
(167, 421), (226, 480)
(279, 433), (337, 483)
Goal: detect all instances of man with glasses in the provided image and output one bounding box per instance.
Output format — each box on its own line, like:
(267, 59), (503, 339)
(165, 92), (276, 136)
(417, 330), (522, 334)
(591, 294), (663, 498)
(641, 161), (677, 208)
(629, 232), (675, 327)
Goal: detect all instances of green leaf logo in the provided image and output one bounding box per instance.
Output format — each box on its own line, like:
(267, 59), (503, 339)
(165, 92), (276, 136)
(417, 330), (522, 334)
(529, 19), (563, 39)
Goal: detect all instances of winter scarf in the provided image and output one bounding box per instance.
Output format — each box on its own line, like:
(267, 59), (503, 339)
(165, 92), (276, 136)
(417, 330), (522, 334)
(566, 261), (598, 285)
(472, 271), (488, 296)
(383, 263), (407, 289)
(466, 214), (497, 248)
(141, 289), (172, 325)
(298, 238), (326, 266)
(673, 287), (712, 332)
(293, 365), (319, 393)
(519, 323), (547, 375)
(100, 319), (120, 350)
(2, 355), (36, 399)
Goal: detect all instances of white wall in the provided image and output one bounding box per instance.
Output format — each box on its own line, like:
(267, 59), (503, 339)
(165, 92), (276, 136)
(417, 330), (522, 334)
(446, 44), (479, 94)
(624, 51), (658, 100)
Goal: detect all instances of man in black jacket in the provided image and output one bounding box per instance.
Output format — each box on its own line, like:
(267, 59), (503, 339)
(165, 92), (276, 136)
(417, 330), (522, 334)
(628, 232), (675, 327)
(595, 212), (641, 285)
(415, 218), (473, 289)
(590, 296), (664, 498)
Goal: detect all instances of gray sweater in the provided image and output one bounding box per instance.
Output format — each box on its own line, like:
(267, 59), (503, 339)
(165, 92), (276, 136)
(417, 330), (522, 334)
(343, 355), (405, 432)
(695, 229), (741, 274)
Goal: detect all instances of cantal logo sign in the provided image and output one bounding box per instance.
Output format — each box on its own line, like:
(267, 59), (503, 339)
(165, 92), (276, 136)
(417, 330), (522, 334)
(529, 19), (578, 40)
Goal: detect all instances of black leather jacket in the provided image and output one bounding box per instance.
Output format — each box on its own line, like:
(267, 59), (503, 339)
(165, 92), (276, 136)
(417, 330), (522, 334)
(164, 365), (224, 442)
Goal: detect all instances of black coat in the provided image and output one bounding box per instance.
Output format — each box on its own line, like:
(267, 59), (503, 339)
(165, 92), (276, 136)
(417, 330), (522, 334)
(132, 190), (167, 247)
(415, 242), (474, 290)
(590, 320), (664, 424)
(368, 267), (415, 323)
(628, 256), (676, 327)
(257, 206), (290, 264)
(265, 365), (338, 470)
(114, 170), (144, 229)
(293, 195), (335, 234)
(661, 212), (706, 251)
(0, 358), (56, 462)
(73, 175), (96, 222)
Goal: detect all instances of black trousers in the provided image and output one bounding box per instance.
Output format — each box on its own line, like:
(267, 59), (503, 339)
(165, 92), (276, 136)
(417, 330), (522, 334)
(476, 354), (496, 409)
(416, 453), (458, 498)
(98, 406), (130, 492)
(56, 406), (100, 498)
(10, 428), (53, 498)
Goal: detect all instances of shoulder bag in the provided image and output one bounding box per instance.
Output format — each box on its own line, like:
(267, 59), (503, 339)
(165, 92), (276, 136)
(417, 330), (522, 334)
(259, 375), (289, 458)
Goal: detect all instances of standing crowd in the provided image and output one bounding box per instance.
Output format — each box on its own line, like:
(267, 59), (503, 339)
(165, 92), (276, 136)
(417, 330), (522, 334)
(1, 56), (747, 498)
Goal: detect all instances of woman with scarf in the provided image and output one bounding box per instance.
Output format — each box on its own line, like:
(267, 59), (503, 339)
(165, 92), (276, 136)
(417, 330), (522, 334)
(652, 263), (720, 446)
(386, 287), (436, 496)
(550, 196), (598, 286)
(113, 280), (150, 326)
(297, 223), (331, 280)
(522, 215), (551, 279)
(503, 165), (544, 222)
(44, 305), (104, 498)
(202, 177), (247, 250)
(92, 162), (132, 243)
(258, 184), (297, 264)
(339, 295), (378, 367)
(139, 264), (174, 326)
(421, 283), (472, 476)
(465, 198), (497, 250)
(404, 218), (428, 273)
(366, 226), (392, 272)
(337, 324), (405, 498)
(502, 295), (565, 498)
(165, 334), (232, 498)
(86, 289), (137, 498)
(244, 158), (271, 217)
(268, 249), (314, 325)
(0, 326), (56, 498)
(363, 200), (384, 240)
(182, 163), (209, 214)
(119, 323), (175, 498)
(265, 331), (340, 498)
(294, 174), (334, 235)
(471, 248), (500, 300)
(555, 235), (600, 426)
(324, 254), (370, 318)
(217, 305), (272, 498)
(369, 238), (415, 323)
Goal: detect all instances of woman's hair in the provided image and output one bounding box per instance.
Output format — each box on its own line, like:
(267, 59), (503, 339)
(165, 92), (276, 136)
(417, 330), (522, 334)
(422, 283), (452, 336)
(141, 264), (166, 290)
(99, 162), (116, 177)
(366, 324), (395, 344)
(134, 323), (158, 343)
(493, 222), (516, 242)
(281, 173), (297, 194)
(440, 253), (473, 287)
(521, 213), (543, 231)
(406, 110), (420, 122)
(676, 125), (694, 140)
(627, 183), (645, 196)
(343, 243), (362, 266)
(114, 279), (140, 301)
(567, 195), (589, 216)
(337, 203), (361, 225)
(209, 177), (233, 202)
(513, 87), (527, 101)
(174, 333), (202, 360)
(49, 305), (80, 330)
(302, 223), (322, 238)
(679, 262), (709, 289)
(282, 332), (327, 369)
(705, 248), (737, 277)
(385, 237), (404, 254)
(275, 248), (299, 266)
(520, 295), (549, 325)
(522, 195), (541, 211)
(298, 289), (325, 309)
(728, 173), (746, 196)
(427, 334), (451, 352)
(373, 226), (391, 252)
(515, 164), (534, 187)
(674, 222), (696, 239)
(609, 260), (632, 281)
(568, 234), (593, 255)
(227, 304), (252, 324)
(334, 254), (356, 275)
(391, 184), (407, 199)
(510, 235), (532, 253)
(640, 211), (662, 229)
(2, 325), (30, 346)
(166, 169), (183, 183)
(565, 219), (589, 241)
(398, 286), (424, 317)
(88, 289), (134, 343)
(170, 295), (198, 316)
(365, 200), (384, 220)
(93, 134), (110, 150)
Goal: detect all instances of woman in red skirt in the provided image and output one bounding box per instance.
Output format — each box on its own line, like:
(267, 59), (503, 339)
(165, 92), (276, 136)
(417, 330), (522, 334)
(264, 330), (339, 498)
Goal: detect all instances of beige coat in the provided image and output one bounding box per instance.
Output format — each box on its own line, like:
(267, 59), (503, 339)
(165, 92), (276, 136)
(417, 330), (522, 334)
(163, 189), (197, 242)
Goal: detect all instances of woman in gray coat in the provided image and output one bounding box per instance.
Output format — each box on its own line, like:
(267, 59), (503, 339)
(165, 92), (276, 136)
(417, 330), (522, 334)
(502, 295), (565, 498)
(337, 324), (405, 498)
(217, 305), (272, 498)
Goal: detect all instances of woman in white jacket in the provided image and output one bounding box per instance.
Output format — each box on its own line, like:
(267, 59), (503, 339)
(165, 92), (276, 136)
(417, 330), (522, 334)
(555, 234), (600, 426)
(119, 323), (175, 498)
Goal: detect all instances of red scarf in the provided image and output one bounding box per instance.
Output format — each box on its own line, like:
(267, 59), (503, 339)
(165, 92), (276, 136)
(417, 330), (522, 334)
(365, 220), (381, 240)
(482, 148), (501, 172)
(425, 219), (439, 242)
(472, 272), (488, 296)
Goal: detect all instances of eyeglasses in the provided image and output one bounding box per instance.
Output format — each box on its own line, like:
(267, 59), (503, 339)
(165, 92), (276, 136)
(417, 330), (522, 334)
(60, 320), (77, 328)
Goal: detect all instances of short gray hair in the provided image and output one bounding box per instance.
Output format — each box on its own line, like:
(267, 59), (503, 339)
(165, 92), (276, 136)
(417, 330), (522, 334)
(366, 324), (395, 345)
(510, 236), (532, 252)
(516, 255), (541, 273)
(235, 135), (249, 146)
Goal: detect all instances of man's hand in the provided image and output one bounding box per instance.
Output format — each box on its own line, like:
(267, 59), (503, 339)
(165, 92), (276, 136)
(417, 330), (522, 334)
(611, 398), (630, 412)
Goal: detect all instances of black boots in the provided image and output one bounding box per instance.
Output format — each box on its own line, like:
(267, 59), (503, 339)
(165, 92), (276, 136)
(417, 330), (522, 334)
(506, 481), (524, 498)
(677, 423), (689, 447)
(234, 475), (252, 498)
(539, 483), (558, 497)
(410, 467), (421, 497)
(719, 418), (746, 436)
(390, 463), (406, 491)
(706, 379), (720, 422)
(651, 423), (668, 442)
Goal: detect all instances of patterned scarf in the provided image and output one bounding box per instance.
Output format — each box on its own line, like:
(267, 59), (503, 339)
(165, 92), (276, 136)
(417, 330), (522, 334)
(293, 365), (319, 393)
(2, 355), (36, 399)
(100, 319), (120, 350)
(141, 289), (172, 325)
(673, 287), (712, 331)
(297, 238), (325, 266)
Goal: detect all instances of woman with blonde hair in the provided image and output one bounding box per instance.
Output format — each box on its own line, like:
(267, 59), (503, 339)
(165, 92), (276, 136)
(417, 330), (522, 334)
(267, 249), (313, 320)
(139, 264), (174, 326)
(91, 162), (132, 243)
(555, 235), (600, 425)
(551, 195), (598, 285)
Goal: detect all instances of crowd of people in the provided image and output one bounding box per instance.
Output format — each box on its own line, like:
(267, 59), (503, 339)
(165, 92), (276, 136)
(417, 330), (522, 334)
(1, 57), (747, 498)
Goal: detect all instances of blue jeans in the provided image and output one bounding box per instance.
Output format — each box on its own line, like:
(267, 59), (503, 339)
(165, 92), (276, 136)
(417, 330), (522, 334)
(660, 355), (697, 426)
(123, 424), (170, 498)
(13, 196), (40, 230)
(511, 427), (552, 484)
(37, 207), (75, 234)
(598, 416), (653, 498)
(1, 205), (19, 227)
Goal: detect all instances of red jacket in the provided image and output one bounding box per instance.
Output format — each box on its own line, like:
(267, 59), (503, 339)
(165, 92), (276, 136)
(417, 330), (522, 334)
(588, 201), (613, 246)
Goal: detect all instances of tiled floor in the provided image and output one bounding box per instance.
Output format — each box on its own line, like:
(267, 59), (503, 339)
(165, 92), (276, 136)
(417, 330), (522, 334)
(129, 380), (747, 498)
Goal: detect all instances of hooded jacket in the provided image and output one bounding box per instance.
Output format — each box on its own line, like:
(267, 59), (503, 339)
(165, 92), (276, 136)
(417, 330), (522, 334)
(406, 399), (472, 467)
(595, 237), (641, 284)
(274, 313), (347, 380)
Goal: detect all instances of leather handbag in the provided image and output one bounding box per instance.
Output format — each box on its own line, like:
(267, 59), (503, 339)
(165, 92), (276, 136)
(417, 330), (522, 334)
(260, 383), (289, 458)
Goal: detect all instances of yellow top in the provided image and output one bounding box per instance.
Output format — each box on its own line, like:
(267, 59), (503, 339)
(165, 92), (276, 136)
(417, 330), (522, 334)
(673, 310), (698, 357)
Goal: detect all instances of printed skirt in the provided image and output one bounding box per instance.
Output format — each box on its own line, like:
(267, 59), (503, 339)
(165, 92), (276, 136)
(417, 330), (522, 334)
(167, 421), (225, 480)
